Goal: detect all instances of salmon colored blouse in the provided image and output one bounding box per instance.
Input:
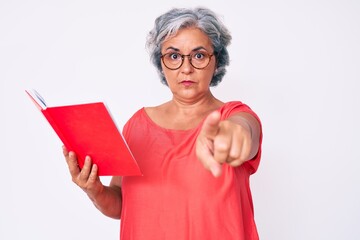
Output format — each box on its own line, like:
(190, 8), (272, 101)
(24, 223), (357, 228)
(120, 102), (262, 240)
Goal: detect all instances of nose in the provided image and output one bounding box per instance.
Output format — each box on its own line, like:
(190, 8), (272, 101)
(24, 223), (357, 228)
(180, 55), (194, 74)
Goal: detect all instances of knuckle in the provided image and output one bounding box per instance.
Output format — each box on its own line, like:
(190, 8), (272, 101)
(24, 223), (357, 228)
(229, 147), (240, 159)
(215, 138), (230, 152)
(88, 176), (96, 183)
(89, 173), (98, 183)
(228, 159), (243, 167)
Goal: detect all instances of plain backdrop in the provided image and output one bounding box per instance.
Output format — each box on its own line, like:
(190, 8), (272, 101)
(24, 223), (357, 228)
(1, 0), (359, 239)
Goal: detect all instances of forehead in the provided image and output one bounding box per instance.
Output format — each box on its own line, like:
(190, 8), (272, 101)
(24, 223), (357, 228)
(162, 27), (213, 51)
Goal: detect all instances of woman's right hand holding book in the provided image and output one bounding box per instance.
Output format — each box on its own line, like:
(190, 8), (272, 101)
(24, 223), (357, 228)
(62, 146), (122, 219)
(62, 146), (104, 199)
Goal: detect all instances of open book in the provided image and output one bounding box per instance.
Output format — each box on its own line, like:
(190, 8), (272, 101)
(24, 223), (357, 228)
(26, 89), (142, 176)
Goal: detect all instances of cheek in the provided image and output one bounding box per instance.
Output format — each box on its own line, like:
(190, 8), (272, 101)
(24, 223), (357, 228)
(162, 69), (175, 85)
(204, 72), (215, 85)
(204, 65), (217, 82)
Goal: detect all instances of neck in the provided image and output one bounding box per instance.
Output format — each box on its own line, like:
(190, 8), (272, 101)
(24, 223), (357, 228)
(145, 91), (224, 130)
(169, 91), (221, 114)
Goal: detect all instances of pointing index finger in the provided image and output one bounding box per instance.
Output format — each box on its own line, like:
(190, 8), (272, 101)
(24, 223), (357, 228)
(201, 111), (221, 140)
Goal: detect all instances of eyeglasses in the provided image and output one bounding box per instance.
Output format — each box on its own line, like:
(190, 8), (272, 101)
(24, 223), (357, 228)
(161, 51), (214, 70)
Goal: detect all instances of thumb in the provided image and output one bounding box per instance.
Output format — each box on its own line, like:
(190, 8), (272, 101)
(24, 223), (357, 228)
(201, 111), (221, 140)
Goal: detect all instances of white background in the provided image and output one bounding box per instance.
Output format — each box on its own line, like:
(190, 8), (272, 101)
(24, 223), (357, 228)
(1, 0), (359, 239)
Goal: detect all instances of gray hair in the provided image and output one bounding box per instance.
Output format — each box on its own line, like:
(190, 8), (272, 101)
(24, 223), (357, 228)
(146, 7), (232, 86)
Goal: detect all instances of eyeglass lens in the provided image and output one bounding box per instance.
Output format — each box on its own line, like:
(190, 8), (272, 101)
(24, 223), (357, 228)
(162, 52), (212, 70)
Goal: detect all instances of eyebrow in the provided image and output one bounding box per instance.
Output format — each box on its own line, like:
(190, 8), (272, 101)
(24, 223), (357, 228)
(164, 46), (208, 52)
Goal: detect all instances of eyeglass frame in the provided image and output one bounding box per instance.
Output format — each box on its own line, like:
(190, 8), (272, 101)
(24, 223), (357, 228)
(160, 52), (214, 70)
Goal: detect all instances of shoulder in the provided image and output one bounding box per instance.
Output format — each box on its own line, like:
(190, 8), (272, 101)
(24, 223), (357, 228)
(219, 101), (261, 122)
(219, 101), (248, 115)
(123, 108), (146, 132)
(127, 108), (146, 122)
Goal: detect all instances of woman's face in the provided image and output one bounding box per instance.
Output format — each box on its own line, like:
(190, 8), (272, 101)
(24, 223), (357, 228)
(161, 27), (216, 103)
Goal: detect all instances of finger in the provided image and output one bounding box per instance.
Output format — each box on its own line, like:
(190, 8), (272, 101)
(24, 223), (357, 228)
(196, 140), (222, 177)
(213, 133), (232, 164)
(88, 164), (99, 183)
(239, 135), (252, 161)
(208, 161), (222, 177)
(227, 131), (251, 167)
(201, 111), (221, 140)
(201, 152), (223, 177)
(67, 151), (81, 177)
(228, 159), (243, 167)
(79, 156), (92, 181)
(62, 145), (69, 157)
(63, 145), (73, 164)
(226, 133), (242, 163)
(227, 143), (241, 162)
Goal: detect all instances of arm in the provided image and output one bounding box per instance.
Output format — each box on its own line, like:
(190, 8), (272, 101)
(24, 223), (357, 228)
(196, 111), (261, 177)
(63, 146), (122, 219)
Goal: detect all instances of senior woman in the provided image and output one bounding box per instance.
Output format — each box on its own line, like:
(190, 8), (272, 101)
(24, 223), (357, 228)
(63, 7), (262, 240)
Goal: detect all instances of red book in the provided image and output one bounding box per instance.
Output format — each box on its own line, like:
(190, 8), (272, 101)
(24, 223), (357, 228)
(26, 89), (142, 176)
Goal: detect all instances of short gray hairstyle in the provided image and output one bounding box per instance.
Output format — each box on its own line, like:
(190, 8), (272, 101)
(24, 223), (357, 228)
(146, 7), (232, 86)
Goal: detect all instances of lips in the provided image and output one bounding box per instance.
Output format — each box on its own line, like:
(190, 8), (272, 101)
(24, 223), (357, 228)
(180, 80), (195, 86)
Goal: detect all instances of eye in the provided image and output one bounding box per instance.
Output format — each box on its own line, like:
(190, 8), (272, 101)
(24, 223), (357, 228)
(193, 52), (205, 60)
(168, 52), (181, 60)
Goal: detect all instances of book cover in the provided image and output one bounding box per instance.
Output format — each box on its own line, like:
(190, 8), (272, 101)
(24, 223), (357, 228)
(26, 89), (142, 176)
